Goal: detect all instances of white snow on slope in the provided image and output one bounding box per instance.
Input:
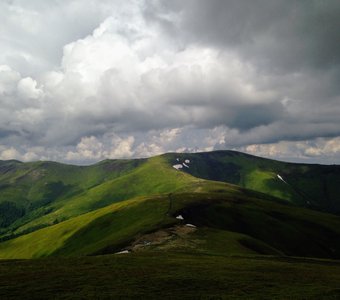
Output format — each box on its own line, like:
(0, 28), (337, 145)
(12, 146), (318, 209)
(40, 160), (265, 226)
(173, 158), (190, 170)
(277, 174), (287, 184)
(115, 250), (129, 254)
(185, 224), (196, 228)
(173, 164), (183, 170)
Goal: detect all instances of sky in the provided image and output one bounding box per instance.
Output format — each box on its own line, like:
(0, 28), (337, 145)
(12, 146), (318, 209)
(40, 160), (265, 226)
(0, 0), (339, 164)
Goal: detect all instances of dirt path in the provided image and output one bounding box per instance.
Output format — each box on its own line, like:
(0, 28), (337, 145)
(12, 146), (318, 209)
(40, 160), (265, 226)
(128, 225), (197, 252)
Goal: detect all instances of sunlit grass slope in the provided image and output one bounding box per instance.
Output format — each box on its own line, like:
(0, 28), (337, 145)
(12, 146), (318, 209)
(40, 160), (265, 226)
(0, 159), (144, 205)
(2, 179), (340, 259)
(0, 195), (172, 258)
(6, 156), (200, 238)
(0, 158), (145, 234)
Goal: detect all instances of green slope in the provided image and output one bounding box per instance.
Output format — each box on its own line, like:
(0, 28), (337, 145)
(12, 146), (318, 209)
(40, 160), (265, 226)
(163, 151), (340, 213)
(2, 156), (200, 239)
(1, 150), (339, 241)
(2, 180), (340, 259)
(0, 158), (145, 234)
(0, 195), (172, 258)
(0, 151), (339, 260)
(0, 159), (144, 206)
(0, 180), (229, 258)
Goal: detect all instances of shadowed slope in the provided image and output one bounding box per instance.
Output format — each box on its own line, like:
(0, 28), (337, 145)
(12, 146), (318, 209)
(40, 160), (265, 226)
(162, 151), (340, 213)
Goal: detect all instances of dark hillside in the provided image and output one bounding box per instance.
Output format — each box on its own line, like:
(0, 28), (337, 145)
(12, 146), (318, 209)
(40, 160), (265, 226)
(163, 151), (340, 214)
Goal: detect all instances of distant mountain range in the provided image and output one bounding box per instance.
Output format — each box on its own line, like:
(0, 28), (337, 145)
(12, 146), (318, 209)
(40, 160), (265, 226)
(0, 150), (339, 259)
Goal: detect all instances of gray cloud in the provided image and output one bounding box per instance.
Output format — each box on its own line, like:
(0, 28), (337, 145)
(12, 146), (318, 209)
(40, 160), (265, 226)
(148, 0), (340, 71)
(0, 0), (339, 164)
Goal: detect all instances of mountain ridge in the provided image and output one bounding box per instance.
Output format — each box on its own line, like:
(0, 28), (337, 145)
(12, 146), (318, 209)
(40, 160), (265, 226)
(0, 150), (339, 260)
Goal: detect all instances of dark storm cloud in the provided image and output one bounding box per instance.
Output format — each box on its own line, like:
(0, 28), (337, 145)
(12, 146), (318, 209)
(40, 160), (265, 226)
(0, 129), (20, 139)
(143, 0), (340, 145)
(147, 0), (340, 72)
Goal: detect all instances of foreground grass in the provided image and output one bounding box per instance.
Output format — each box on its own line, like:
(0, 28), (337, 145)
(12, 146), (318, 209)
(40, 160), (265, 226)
(0, 252), (340, 299)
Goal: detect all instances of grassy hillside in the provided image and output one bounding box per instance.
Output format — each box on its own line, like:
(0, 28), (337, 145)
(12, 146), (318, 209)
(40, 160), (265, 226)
(2, 180), (340, 259)
(0, 159), (144, 234)
(163, 151), (340, 213)
(0, 151), (339, 259)
(0, 195), (173, 258)
(0, 159), (144, 206)
(1, 151), (339, 241)
(0, 157), (199, 239)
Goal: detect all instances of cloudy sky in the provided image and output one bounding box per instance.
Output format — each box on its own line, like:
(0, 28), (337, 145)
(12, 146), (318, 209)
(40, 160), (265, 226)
(0, 0), (339, 164)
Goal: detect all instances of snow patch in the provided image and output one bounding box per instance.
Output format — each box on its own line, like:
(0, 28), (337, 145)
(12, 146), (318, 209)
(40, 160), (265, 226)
(173, 158), (190, 170)
(185, 224), (196, 228)
(277, 174), (287, 183)
(176, 215), (184, 220)
(115, 250), (129, 254)
(173, 164), (183, 170)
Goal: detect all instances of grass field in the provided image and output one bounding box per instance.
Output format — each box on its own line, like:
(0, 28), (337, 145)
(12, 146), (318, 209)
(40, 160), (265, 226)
(1, 252), (340, 299)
